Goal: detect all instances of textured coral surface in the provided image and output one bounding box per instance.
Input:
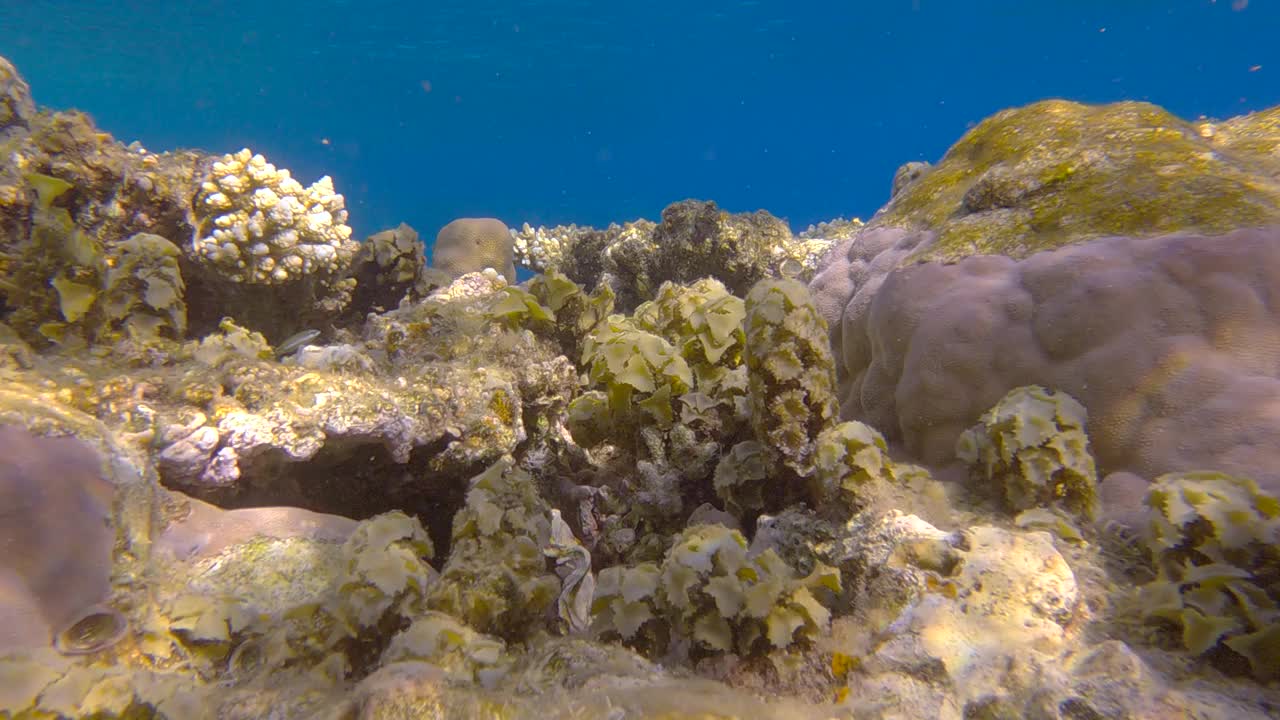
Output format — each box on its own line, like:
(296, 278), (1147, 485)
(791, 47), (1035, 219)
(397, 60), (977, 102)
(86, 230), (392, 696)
(812, 225), (1280, 496)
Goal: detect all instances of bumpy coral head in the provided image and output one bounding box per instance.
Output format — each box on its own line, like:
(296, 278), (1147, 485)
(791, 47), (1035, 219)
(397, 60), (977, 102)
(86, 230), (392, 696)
(190, 148), (358, 285)
(432, 218), (517, 283)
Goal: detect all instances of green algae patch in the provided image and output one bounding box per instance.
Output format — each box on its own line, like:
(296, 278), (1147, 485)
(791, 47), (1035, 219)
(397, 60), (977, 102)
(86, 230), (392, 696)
(874, 100), (1280, 264)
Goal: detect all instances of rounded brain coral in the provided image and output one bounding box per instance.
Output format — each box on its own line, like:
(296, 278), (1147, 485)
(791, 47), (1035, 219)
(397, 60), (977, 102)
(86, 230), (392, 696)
(432, 218), (517, 283)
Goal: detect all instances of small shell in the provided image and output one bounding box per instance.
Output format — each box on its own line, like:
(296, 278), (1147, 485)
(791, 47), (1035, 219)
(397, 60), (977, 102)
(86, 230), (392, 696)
(55, 605), (128, 655)
(227, 638), (266, 676)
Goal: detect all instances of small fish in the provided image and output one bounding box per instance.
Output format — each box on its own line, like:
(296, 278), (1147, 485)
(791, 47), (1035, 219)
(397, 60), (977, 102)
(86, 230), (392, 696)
(275, 329), (321, 358)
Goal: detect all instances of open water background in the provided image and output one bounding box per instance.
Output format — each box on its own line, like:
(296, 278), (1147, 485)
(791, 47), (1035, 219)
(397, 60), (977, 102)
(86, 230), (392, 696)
(2, 0), (1277, 249)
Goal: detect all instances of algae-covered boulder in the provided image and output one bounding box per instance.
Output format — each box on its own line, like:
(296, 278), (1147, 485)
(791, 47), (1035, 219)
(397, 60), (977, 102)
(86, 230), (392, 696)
(346, 222), (430, 315)
(426, 458), (561, 640)
(591, 523), (840, 657)
(871, 100), (1280, 264)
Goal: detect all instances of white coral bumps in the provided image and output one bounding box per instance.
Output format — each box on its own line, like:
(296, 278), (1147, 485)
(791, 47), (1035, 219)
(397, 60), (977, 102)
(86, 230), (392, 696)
(191, 148), (357, 285)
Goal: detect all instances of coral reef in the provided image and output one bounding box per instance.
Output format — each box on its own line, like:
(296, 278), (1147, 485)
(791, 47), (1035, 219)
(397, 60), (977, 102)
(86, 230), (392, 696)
(512, 200), (836, 311)
(3, 54), (1280, 720)
(431, 217), (517, 283)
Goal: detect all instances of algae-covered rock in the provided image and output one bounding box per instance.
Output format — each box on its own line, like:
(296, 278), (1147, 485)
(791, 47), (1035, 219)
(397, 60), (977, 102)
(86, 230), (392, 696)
(812, 420), (900, 512)
(100, 231), (188, 341)
(1134, 471), (1280, 679)
(426, 458), (561, 640)
(346, 222), (429, 315)
(0, 54), (34, 139)
(380, 612), (512, 686)
(743, 278), (839, 485)
(956, 385), (1098, 521)
(592, 523), (840, 657)
(872, 100), (1280, 263)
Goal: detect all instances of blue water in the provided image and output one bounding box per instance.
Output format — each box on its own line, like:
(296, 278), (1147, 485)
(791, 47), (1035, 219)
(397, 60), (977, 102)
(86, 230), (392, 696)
(2, 1), (1277, 247)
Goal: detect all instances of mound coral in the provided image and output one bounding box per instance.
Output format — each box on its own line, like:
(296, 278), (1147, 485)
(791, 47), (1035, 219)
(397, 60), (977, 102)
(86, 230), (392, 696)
(432, 217), (517, 283)
(811, 225), (1280, 497)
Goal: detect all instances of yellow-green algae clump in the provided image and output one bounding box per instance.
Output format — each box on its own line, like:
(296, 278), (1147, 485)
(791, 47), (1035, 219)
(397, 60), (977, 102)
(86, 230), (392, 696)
(1135, 471), (1280, 680)
(874, 100), (1280, 263)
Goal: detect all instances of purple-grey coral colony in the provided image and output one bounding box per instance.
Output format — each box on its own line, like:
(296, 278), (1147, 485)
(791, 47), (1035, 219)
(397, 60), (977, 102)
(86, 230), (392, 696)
(2, 53), (1280, 718)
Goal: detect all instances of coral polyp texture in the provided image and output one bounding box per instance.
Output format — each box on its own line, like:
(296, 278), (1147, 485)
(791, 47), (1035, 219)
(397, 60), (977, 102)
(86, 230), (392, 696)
(431, 217), (517, 283)
(191, 148), (357, 286)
